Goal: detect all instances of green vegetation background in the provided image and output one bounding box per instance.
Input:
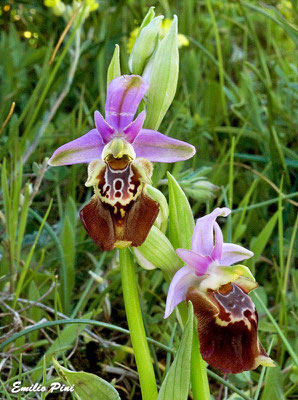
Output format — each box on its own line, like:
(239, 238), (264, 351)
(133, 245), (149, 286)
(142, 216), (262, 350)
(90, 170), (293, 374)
(0, 0), (297, 399)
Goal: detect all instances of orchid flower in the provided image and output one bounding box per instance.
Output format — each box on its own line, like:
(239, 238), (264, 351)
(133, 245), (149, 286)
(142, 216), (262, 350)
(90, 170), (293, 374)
(164, 207), (274, 374)
(49, 75), (195, 251)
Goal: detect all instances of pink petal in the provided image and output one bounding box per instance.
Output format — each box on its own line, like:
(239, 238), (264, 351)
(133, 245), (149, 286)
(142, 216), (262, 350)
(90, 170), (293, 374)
(192, 207), (230, 257)
(133, 129), (196, 162)
(123, 110), (146, 143)
(176, 248), (211, 276)
(164, 266), (200, 318)
(220, 243), (254, 266)
(105, 75), (149, 130)
(48, 129), (104, 166)
(210, 222), (223, 261)
(94, 111), (115, 143)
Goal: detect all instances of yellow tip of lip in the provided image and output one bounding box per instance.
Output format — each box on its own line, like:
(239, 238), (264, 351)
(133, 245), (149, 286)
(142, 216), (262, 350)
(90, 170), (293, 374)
(256, 355), (275, 368)
(114, 240), (132, 249)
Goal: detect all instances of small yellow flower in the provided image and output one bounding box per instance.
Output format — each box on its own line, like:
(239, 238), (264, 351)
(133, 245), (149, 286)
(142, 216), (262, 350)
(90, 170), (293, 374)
(127, 17), (189, 54)
(277, 0), (293, 22)
(75, 0), (99, 13)
(23, 31), (32, 39)
(86, 0), (99, 12)
(178, 33), (189, 47)
(161, 19), (189, 47)
(127, 27), (139, 54)
(160, 18), (172, 37)
(44, 0), (66, 16)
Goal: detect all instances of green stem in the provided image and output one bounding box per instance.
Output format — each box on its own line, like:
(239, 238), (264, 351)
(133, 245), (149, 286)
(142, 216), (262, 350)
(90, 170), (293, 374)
(119, 248), (158, 400)
(191, 323), (211, 400)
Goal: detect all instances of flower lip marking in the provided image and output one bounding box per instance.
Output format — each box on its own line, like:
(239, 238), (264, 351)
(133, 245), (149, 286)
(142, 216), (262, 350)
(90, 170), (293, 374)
(97, 161), (141, 207)
(212, 283), (257, 329)
(214, 283), (255, 320)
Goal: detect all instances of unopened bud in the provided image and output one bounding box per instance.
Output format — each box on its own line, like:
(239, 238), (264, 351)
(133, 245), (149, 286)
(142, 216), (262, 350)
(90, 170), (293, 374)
(128, 15), (163, 75)
(132, 226), (181, 278)
(144, 16), (179, 130)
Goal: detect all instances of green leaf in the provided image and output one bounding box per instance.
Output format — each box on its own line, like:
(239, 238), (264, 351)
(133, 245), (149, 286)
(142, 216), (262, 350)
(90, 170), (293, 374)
(16, 183), (30, 262)
(28, 281), (41, 342)
(157, 302), (193, 400)
(60, 215), (75, 314)
(65, 196), (77, 228)
(52, 357), (120, 400)
(145, 16), (179, 130)
(260, 365), (284, 400)
(107, 44), (121, 84)
(167, 172), (195, 250)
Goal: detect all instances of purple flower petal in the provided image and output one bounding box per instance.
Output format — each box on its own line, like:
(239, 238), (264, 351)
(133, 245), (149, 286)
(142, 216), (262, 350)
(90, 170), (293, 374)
(176, 248), (211, 276)
(220, 243), (254, 266)
(94, 111), (115, 143)
(210, 222), (223, 261)
(48, 129), (104, 166)
(105, 75), (149, 130)
(164, 265), (200, 318)
(123, 110), (146, 143)
(133, 129), (196, 162)
(192, 207), (230, 257)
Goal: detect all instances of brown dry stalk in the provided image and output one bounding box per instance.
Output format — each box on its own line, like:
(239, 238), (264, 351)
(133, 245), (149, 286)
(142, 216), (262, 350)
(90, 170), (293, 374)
(0, 102), (15, 136)
(49, 4), (82, 65)
(234, 162), (298, 207)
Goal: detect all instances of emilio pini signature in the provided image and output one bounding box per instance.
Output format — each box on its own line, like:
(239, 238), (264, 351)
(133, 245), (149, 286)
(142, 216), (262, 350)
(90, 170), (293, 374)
(11, 381), (75, 394)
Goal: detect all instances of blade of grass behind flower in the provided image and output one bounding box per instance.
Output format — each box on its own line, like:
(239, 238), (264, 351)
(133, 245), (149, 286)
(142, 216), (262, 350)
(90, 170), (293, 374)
(21, 4), (86, 147)
(241, 2), (298, 46)
(246, 210), (279, 274)
(70, 251), (107, 318)
(252, 292), (298, 366)
(12, 200), (53, 309)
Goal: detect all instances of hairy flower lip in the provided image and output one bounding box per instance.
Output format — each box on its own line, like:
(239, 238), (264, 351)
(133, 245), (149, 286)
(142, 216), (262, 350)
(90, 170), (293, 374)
(79, 155), (158, 251)
(186, 283), (274, 374)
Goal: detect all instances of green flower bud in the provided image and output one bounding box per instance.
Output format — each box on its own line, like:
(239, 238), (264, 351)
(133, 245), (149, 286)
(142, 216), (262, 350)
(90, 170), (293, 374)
(168, 167), (218, 202)
(144, 16), (179, 130)
(132, 226), (181, 278)
(107, 44), (121, 84)
(182, 180), (218, 202)
(128, 15), (163, 75)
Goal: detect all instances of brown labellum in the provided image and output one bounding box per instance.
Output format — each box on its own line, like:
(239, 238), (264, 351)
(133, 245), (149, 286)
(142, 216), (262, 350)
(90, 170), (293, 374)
(80, 156), (159, 251)
(186, 282), (273, 374)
